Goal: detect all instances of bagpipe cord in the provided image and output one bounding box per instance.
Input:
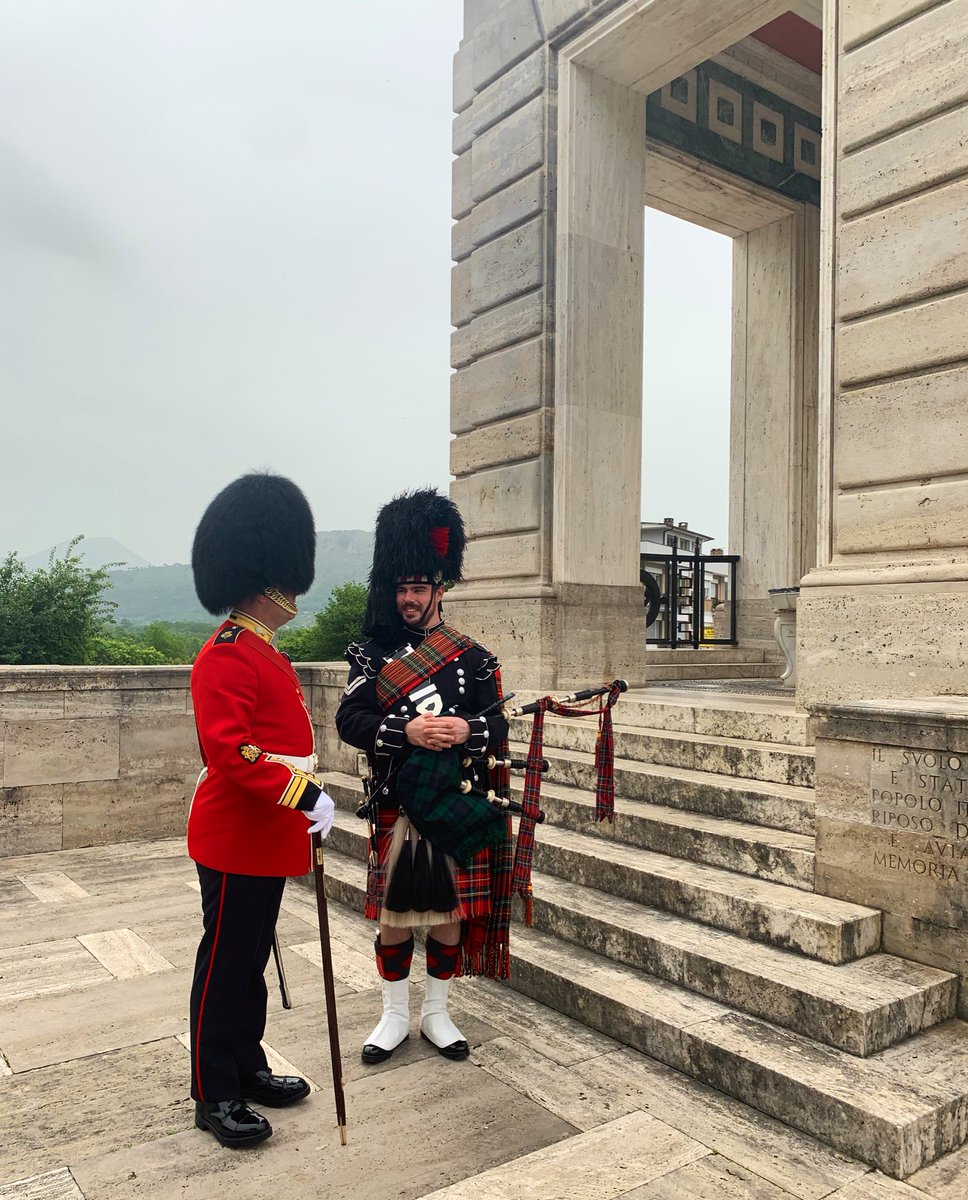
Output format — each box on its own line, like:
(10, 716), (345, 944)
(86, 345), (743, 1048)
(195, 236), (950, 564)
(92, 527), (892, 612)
(511, 682), (623, 925)
(510, 696), (551, 925)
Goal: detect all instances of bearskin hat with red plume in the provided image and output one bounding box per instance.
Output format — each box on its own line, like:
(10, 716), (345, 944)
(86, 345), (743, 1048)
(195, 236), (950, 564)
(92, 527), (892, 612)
(363, 488), (465, 645)
(191, 472), (316, 615)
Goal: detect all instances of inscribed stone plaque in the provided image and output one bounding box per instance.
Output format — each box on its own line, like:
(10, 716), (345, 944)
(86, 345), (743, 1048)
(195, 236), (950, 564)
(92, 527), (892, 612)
(868, 744), (968, 901)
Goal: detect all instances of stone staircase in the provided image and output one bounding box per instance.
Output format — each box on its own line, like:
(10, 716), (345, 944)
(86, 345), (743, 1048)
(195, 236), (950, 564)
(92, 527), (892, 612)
(644, 647), (780, 682)
(318, 692), (968, 1179)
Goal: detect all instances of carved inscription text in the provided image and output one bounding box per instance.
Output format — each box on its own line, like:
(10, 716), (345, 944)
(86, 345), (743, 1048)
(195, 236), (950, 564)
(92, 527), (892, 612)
(870, 745), (968, 884)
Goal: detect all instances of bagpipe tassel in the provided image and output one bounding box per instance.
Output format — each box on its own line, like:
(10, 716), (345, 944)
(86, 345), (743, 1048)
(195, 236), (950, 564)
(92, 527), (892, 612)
(593, 699), (617, 823)
(510, 697), (552, 925)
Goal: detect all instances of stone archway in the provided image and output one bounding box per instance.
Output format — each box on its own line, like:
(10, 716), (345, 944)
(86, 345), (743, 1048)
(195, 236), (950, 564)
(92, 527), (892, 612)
(448, 0), (815, 690)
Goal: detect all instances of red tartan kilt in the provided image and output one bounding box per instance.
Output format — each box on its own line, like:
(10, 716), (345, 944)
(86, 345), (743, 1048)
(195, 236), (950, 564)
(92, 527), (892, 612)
(363, 803), (493, 922)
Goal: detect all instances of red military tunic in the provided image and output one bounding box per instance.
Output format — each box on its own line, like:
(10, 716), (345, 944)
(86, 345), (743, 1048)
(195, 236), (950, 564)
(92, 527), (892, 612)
(188, 612), (321, 878)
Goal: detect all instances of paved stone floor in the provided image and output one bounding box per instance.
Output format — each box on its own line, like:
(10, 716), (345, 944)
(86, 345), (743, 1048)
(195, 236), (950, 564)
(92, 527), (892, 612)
(1, 838), (966, 1200)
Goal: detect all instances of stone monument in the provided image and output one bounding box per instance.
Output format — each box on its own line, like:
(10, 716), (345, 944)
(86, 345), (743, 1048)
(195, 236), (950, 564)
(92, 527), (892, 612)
(448, 0), (968, 1176)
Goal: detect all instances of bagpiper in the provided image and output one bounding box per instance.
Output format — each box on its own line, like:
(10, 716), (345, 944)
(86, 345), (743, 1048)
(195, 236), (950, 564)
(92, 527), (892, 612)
(336, 489), (513, 1065)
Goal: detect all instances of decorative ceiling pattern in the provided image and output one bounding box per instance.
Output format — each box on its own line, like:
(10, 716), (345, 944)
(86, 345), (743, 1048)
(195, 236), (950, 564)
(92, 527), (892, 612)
(646, 58), (822, 207)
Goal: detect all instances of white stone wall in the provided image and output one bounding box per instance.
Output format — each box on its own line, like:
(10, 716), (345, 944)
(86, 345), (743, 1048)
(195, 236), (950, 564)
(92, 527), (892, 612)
(449, 1), (653, 689)
(799, 0), (968, 704)
(0, 664), (354, 859)
(450, 2), (556, 592)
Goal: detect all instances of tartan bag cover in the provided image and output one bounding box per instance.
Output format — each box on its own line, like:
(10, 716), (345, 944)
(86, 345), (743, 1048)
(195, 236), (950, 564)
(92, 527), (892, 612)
(396, 748), (508, 867)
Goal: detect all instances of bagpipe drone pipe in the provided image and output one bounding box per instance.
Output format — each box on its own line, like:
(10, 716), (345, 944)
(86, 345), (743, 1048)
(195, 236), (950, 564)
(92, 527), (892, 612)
(357, 679), (627, 927)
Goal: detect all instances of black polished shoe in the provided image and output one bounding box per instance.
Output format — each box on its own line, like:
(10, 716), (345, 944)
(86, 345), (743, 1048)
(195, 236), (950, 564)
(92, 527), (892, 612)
(240, 1069), (311, 1108)
(361, 1036), (407, 1065)
(194, 1099), (272, 1147)
(420, 1031), (470, 1061)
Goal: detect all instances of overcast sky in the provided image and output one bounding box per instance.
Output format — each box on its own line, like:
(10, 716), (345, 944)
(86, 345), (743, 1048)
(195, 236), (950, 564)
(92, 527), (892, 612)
(1, 1), (731, 565)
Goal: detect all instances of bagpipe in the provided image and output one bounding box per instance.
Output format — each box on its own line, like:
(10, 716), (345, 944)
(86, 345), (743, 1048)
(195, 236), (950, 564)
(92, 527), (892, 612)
(356, 679), (627, 928)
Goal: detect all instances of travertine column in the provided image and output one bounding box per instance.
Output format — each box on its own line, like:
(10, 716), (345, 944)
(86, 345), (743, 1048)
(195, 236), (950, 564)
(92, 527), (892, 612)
(799, 0), (968, 704)
(447, 0), (649, 690)
(731, 207), (820, 648)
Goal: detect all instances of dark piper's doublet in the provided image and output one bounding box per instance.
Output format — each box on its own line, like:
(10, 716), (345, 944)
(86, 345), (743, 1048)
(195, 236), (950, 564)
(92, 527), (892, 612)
(187, 611), (325, 1104)
(335, 621), (509, 924)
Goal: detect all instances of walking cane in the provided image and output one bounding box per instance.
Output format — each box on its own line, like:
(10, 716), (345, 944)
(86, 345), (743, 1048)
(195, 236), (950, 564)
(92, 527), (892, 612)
(311, 830), (348, 1145)
(271, 932), (292, 1009)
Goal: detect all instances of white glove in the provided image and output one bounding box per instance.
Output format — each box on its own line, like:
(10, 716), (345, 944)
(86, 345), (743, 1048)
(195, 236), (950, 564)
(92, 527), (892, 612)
(304, 789), (335, 837)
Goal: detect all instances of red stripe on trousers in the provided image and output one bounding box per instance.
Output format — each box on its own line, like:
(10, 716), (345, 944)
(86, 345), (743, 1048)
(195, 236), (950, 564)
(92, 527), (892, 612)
(194, 870), (227, 1103)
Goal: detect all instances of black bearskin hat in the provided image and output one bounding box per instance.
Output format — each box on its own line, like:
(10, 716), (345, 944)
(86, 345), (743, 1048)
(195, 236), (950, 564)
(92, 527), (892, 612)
(191, 472), (316, 615)
(363, 488), (465, 642)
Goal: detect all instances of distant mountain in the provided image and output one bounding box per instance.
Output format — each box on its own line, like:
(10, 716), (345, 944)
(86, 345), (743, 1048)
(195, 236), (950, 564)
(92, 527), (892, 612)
(25, 537), (152, 571)
(104, 530), (374, 626)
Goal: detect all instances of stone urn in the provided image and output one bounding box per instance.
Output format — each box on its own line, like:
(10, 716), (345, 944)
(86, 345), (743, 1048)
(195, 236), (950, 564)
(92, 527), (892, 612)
(768, 587), (799, 689)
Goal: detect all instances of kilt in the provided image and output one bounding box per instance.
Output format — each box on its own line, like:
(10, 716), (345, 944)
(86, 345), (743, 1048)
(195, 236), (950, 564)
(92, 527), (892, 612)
(364, 802), (494, 921)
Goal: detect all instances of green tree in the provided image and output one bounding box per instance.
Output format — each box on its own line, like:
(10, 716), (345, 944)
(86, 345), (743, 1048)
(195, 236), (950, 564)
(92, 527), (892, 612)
(89, 628), (169, 666)
(0, 538), (117, 665)
(89, 619), (211, 665)
(281, 581), (368, 661)
(139, 621), (198, 662)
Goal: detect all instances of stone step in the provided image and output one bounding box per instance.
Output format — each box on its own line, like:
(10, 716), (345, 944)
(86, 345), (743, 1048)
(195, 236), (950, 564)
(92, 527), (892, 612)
(645, 663), (782, 682)
(526, 868), (956, 1056)
(645, 649), (772, 664)
(316, 840), (949, 1057)
(511, 715), (816, 787)
(512, 777), (816, 890)
(614, 690), (813, 745)
(529, 822), (879, 964)
(512, 741), (816, 836)
(322, 777), (879, 964)
(317, 846), (968, 1178)
(509, 926), (968, 1179)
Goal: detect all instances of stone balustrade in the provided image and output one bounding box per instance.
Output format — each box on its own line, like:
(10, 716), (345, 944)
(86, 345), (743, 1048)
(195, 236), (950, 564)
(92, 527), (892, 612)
(0, 663), (353, 859)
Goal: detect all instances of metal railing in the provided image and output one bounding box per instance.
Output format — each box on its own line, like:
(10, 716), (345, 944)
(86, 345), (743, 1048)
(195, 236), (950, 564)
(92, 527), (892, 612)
(641, 543), (739, 648)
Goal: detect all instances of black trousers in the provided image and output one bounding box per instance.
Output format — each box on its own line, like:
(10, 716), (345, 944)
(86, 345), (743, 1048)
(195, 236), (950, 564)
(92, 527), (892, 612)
(189, 864), (286, 1103)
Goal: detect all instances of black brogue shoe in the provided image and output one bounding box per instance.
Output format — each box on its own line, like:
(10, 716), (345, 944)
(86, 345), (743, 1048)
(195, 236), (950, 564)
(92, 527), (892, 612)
(420, 1031), (470, 1061)
(361, 1039), (400, 1065)
(194, 1099), (272, 1147)
(240, 1070), (311, 1107)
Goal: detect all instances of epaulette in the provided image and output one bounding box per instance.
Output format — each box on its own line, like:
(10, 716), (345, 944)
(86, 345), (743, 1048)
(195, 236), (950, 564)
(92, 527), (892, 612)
(214, 625), (244, 646)
(474, 646), (500, 681)
(346, 641), (378, 679)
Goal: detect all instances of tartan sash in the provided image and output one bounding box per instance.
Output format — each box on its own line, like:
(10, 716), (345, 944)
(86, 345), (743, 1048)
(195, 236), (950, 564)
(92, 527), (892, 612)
(375, 625), (477, 711)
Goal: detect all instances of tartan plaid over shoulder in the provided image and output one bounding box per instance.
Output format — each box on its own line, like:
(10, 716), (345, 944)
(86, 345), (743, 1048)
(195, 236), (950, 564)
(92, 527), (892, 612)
(374, 625), (476, 711)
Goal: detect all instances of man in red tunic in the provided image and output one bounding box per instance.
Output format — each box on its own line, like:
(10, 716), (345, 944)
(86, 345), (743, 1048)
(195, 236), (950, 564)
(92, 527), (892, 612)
(187, 472), (335, 1148)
